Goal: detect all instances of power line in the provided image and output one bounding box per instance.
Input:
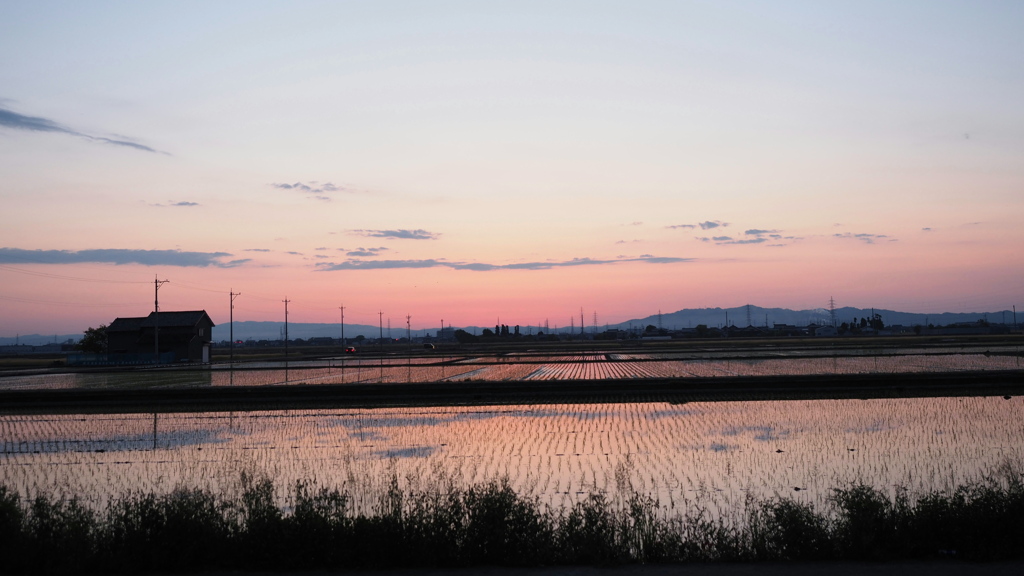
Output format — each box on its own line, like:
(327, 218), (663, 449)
(0, 264), (149, 284)
(0, 294), (148, 308)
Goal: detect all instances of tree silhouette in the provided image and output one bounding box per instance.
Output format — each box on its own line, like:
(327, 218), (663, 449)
(77, 325), (108, 354)
(870, 314), (884, 331)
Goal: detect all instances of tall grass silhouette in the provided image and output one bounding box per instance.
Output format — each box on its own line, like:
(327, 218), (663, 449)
(2, 460), (1023, 573)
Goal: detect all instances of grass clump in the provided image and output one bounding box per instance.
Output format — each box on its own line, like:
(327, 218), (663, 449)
(2, 464), (1024, 573)
(100, 488), (229, 572)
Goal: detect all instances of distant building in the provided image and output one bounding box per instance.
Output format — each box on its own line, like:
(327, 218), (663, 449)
(811, 324), (838, 337)
(107, 310), (215, 362)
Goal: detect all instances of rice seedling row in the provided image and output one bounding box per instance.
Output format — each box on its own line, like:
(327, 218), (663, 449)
(1, 352), (1019, 391)
(3, 396), (1021, 520)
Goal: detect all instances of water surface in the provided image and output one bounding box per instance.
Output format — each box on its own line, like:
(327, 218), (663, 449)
(3, 396), (1021, 516)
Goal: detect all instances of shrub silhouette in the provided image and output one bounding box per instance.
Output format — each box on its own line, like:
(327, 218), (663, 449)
(2, 467), (1024, 573)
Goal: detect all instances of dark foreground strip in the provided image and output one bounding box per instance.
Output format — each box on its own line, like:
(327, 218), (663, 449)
(1, 370), (1022, 414)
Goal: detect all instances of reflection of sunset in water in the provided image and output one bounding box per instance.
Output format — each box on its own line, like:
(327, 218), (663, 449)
(2, 397), (1022, 517)
(0, 350), (1020, 390)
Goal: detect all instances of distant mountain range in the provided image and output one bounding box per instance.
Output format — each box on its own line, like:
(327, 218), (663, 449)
(2, 305), (1016, 346)
(625, 306), (1017, 332)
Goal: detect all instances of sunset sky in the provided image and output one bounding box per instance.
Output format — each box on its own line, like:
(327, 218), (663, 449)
(2, 0), (1023, 337)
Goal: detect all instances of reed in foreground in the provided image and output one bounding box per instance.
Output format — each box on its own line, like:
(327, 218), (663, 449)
(1, 463), (1023, 573)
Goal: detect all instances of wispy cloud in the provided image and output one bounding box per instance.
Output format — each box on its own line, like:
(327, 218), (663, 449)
(317, 254), (692, 272)
(244, 248), (272, 252)
(696, 226), (801, 246)
(0, 248), (247, 267)
(0, 106), (165, 154)
(346, 246), (389, 257)
(150, 200), (199, 207)
(350, 229), (440, 240)
(699, 220), (728, 230)
(271, 180), (344, 201)
(667, 220), (730, 231)
(834, 232), (894, 244)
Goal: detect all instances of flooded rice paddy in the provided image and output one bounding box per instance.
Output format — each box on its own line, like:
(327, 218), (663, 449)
(1, 347), (1021, 390)
(3, 396), (1022, 518)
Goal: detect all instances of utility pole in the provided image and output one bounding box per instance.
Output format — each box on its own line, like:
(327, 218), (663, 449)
(230, 290), (240, 364)
(580, 307), (585, 336)
(406, 314), (412, 383)
(154, 275), (169, 362)
(378, 311), (384, 382)
(339, 305), (345, 345)
(282, 299), (290, 367)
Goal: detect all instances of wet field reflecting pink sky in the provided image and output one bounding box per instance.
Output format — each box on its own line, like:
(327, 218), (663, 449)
(3, 396), (1021, 518)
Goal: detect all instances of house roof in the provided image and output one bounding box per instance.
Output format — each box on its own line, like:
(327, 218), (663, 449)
(110, 310), (215, 330)
(140, 310), (215, 328)
(107, 316), (148, 332)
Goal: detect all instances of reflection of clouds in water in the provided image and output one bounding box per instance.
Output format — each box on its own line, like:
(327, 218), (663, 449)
(680, 441), (738, 452)
(647, 408), (697, 419)
(571, 411), (618, 421)
(373, 446), (436, 459)
(3, 428), (230, 455)
(322, 408), (554, 444)
(845, 420), (895, 434)
(348, 430), (386, 441)
(334, 416), (451, 429)
(527, 407), (695, 422)
(721, 425), (790, 442)
(326, 408), (552, 431)
(464, 408), (554, 420)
